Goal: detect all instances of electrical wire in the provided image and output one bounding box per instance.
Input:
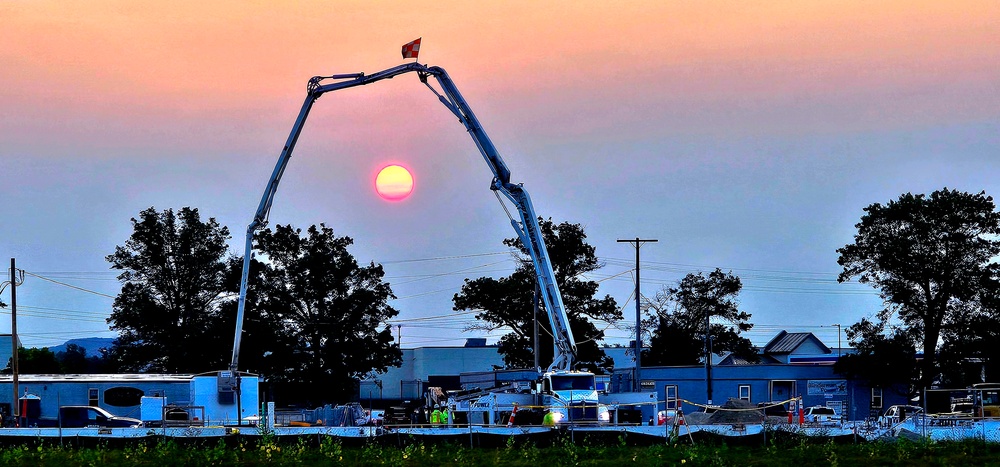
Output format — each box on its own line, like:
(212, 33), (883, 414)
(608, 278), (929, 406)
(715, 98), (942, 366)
(380, 251), (510, 265)
(21, 271), (117, 299)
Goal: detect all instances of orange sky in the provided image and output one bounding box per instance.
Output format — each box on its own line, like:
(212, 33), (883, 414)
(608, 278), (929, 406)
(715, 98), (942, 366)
(3, 0), (997, 153)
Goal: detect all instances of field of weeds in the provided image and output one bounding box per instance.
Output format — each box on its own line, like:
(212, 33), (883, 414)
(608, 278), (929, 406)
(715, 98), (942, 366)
(3, 435), (1000, 466)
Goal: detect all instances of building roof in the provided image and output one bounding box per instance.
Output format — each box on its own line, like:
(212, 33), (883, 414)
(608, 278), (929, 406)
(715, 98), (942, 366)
(762, 331), (831, 355)
(0, 372), (257, 383)
(718, 353), (782, 365)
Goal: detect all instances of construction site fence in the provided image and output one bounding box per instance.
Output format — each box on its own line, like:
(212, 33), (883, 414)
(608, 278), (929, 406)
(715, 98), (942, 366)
(380, 396), (806, 428)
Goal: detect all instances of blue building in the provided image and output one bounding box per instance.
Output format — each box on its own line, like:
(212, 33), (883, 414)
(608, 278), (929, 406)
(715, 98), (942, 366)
(0, 372), (259, 426)
(623, 331), (908, 421)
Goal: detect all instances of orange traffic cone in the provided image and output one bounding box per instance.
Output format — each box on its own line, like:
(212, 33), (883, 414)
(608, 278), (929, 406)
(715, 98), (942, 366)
(507, 403), (519, 427)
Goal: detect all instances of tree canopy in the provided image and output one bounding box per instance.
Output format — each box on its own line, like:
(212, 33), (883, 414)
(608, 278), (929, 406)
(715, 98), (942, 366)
(106, 207), (234, 373)
(453, 219), (621, 373)
(833, 318), (918, 397)
(240, 224), (402, 405)
(106, 207), (403, 405)
(642, 268), (757, 366)
(837, 188), (1000, 393)
(937, 295), (1000, 386)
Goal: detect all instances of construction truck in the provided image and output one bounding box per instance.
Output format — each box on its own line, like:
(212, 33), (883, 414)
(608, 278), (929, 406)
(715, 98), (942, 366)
(971, 383), (1000, 418)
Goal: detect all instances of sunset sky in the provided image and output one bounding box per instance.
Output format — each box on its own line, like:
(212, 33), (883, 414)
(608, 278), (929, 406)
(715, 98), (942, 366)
(1, 1), (998, 354)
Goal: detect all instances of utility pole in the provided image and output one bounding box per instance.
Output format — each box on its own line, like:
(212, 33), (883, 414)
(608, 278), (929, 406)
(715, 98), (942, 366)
(8, 259), (21, 426)
(705, 310), (713, 405)
(618, 238), (657, 392)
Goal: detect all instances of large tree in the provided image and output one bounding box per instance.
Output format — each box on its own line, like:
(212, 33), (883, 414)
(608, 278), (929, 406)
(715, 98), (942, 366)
(55, 344), (110, 374)
(248, 224), (401, 405)
(4, 344), (111, 374)
(642, 269), (757, 366)
(106, 207), (234, 373)
(833, 318), (918, 398)
(837, 188), (1000, 394)
(5, 347), (61, 374)
(453, 219), (621, 373)
(937, 293), (1000, 386)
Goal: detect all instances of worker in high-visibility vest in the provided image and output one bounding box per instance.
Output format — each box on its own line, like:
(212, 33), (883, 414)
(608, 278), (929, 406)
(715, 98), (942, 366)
(543, 411), (556, 427)
(441, 406), (450, 425)
(430, 404), (442, 425)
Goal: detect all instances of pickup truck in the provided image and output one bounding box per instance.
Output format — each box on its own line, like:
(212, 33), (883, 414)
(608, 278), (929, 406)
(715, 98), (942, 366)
(31, 406), (143, 428)
(803, 406), (841, 426)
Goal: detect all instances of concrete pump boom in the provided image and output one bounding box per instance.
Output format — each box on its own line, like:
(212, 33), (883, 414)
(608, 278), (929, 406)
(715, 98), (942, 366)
(230, 63), (577, 375)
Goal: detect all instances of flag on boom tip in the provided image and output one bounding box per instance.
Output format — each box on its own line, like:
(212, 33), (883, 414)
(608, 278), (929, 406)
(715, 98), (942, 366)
(401, 38), (421, 59)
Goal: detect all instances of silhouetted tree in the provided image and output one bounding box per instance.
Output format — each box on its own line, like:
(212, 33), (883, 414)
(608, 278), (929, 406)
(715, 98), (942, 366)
(643, 314), (703, 366)
(453, 220), (621, 373)
(247, 224), (401, 405)
(106, 207), (234, 373)
(838, 188), (1000, 395)
(56, 344), (90, 374)
(642, 269), (757, 366)
(833, 318), (918, 398)
(54, 344), (111, 374)
(9, 347), (61, 374)
(937, 292), (1000, 386)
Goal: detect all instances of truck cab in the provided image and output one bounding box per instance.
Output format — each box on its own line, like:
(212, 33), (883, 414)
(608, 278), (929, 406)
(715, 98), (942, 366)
(542, 371), (610, 424)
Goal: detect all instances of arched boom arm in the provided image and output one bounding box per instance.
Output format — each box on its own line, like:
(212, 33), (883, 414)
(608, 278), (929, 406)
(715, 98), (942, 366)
(231, 62), (577, 374)
(423, 67), (577, 371)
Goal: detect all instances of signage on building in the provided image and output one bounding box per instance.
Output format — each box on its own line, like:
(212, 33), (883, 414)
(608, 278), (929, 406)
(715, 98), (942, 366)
(807, 379), (847, 395)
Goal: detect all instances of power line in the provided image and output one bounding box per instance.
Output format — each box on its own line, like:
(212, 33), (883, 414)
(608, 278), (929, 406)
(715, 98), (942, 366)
(22, 271), (119, 281)
(380, 251), (511, 265)
(387, 260), (513, 285)
(388, 309), (481, 324)
(0, 312), (107, 323)
(21, 271), (117, 299)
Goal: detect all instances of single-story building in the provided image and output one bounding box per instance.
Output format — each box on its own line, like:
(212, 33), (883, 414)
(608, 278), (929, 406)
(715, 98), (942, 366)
(0, 371), (259, 426)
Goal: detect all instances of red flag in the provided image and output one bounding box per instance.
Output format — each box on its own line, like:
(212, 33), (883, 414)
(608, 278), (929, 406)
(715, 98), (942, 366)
(401, 38), (421, 59)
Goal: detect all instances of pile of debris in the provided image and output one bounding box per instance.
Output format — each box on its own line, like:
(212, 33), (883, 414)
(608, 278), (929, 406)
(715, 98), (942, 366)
(706, 398), (766, 425)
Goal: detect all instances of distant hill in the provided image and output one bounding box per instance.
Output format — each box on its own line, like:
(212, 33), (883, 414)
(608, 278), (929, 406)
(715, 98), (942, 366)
(47, 337), (115, 356)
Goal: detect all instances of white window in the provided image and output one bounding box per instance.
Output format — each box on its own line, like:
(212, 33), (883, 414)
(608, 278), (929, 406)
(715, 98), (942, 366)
(739, 385), (751, 402)
(872, 387), (883, 409)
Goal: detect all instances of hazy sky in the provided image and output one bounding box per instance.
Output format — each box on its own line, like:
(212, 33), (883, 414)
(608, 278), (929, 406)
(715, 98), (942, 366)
(1, 1), (998, 354)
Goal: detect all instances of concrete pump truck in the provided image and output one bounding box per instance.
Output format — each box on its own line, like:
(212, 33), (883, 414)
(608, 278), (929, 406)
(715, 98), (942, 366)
(227, 61), (608, 426)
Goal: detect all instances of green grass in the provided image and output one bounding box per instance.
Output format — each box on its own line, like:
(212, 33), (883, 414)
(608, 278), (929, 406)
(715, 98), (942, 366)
(2, 436), (1000, 466)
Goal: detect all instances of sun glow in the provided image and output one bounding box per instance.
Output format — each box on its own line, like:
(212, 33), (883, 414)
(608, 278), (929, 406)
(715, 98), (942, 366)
(375, 164), (414, 201)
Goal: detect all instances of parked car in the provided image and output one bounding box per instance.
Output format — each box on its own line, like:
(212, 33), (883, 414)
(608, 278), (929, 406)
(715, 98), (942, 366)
(803, 406), (839, 425)
(879, 405), (923, 426)
(34, 406), (143, 428)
